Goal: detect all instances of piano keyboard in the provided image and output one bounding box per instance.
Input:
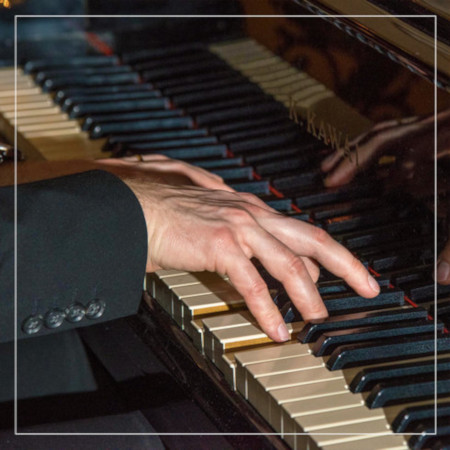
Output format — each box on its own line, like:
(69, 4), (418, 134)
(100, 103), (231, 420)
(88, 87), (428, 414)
(2, 36), (449, 449)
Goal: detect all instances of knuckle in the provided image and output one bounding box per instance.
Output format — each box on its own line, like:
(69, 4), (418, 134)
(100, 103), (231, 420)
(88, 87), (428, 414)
(228, 207), (253, 224)
(312, 226), (330, 246)
(247, 278), (268, 299)
(286, 255), (306, 278)
(240, 192), (259, 203)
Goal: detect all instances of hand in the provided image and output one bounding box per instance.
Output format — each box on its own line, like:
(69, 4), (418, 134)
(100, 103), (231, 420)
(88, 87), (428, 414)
(123, 179), (381, 342)
(321, 109), (450, 190)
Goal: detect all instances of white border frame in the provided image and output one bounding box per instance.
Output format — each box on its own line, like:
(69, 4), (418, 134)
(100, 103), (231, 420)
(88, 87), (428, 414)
(13, 13), (438, 441)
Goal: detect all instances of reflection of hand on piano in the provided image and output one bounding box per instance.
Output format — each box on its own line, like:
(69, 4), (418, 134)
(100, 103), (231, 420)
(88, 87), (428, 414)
(122, 176), (381, 343)
(322, 109), (450, 285)
(321, 108), (450, 189)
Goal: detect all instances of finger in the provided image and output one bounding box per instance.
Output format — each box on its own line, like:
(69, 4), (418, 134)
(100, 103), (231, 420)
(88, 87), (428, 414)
(242, 225), (328, 322)
(301, 256), (320, 282)
(224, 250), (291, 342)
(323, 156), (360, 187)
(321, 150), (344, 172)
(436, 240), (450, 285)
(263, 218), (380, 299)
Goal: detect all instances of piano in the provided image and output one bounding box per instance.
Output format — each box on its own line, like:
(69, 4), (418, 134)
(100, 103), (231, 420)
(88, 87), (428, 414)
(1, 1), (450, 448)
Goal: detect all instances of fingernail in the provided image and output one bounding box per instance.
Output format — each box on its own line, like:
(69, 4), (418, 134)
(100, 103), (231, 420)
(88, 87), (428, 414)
(277, 322), (290, 342)
(437, 261), (450, 282)
(368, 274), (380, 294)
(309, 318), (326, 324)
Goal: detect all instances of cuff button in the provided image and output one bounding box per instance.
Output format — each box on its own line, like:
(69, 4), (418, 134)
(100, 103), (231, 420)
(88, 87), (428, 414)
(85, 299), (106, 319)
(44, 308), (65, 329)
(22, 315), (43, 335)
(64, 302), (86, 323)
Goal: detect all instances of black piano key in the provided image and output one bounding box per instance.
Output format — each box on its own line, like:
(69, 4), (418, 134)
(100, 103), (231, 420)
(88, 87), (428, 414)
(134, 51), (214, 71)
(193, 157), (243, 169)
(219, 121), (297, 143)
(172, 84), (264, 107)
(142, 60), (229, 82)
(90, 117), (193, 139)
(245, 146), (306, 166)
(55, 83), (155, 102)
(163, 75), (246, 96)
(393, 401), (450, 433)
(366, 372), (450, 408)
(350, 355), (450, 394)
(408, 421), (450, 449)
(70, 98), (170, 118)
(84, 110), (184, 133)
(313, 320), (440, 356)
(125, 137), (218, 151)
(318, 277), (390, 295)
(43, 72), (140, 91)
(105, 127), (204, 146)
(195, 102), (287, 126)
(339, 222), (429, 251)
(272, 291), (290, 310)
(430, 299), (450, 320)
(326, 333), (450, 371)
(23, 55), (119, 73)
(265, 198), (293, 212)
(129, 145), (228, 160)
(121, 43), (205, 64)
(229, 130), (300, 154)
(35, 65), (133, 83)
(62, 90), (162, 111)
(229, 181), (271, 195)
(211, 167), (253, 181)
(255, 157), (310, 177)
(271, 171), (322, 192)
(188, 95), (272, 115)
(402, 280), (450, 303)
(310, 198), (384, 221)
(381, 265), (431, 286)
(155, 70), (239, 90)
(298, 306), (428, 343)
(210, 116), (289, 136)
(370, 246), (434, 271)
(280, 302), (301, 323)
(295, 182), (377, 209)
(321, 207), (397, 234)
(322, 287), (404, 313)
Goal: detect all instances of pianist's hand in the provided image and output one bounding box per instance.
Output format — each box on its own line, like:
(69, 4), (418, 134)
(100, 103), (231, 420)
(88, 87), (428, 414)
(123, 178), (381, 343)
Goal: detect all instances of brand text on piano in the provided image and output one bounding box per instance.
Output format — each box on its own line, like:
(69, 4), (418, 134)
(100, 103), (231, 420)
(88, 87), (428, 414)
(289, 96), (359, 166)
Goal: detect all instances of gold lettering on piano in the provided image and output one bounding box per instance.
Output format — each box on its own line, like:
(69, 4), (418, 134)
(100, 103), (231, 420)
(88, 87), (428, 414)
(289, 96), (359, 167)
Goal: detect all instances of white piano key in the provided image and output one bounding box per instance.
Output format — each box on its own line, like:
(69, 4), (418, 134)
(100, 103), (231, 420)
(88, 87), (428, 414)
(248, 365), (344, 423)
(179, 291), (246, 329)
(270, 378), (349, 434)
(238, 354), (322, 400)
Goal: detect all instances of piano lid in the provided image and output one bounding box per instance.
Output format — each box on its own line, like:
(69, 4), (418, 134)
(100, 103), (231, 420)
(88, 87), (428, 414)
(294, 0), (450, 92)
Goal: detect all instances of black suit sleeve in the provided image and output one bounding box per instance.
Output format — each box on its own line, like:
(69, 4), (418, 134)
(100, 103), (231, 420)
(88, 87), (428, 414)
(0, 170), (148, 343)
